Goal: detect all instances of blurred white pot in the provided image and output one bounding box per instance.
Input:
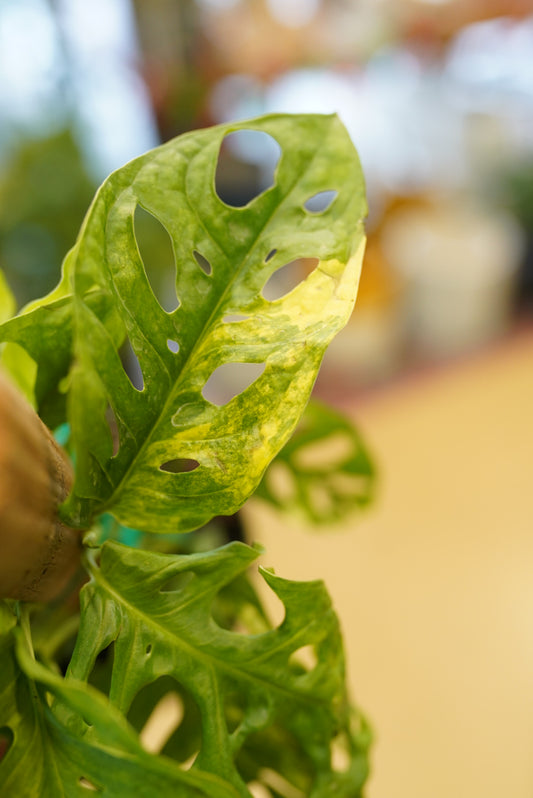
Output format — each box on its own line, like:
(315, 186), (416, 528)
(382, 199), (524, 358)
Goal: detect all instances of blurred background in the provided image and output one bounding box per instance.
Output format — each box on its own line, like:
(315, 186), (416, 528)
(1, 1), (533, 796)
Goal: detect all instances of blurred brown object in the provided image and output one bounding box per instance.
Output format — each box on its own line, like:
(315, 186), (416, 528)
(0, 371), (80, 602)
(356, 235), (404, 311)
(402, 0), (533, 47)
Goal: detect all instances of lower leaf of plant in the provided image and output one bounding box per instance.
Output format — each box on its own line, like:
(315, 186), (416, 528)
(48, 541), (368, 797)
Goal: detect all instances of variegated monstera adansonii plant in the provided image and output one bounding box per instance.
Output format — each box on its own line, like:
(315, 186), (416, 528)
(0, 114), (374, 797)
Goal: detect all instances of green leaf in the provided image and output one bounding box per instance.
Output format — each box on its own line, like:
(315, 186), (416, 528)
(0, 254), (75, 412)
(0, 255), (123, 426)
(0, 602), (251, 797)
(257, 399), (376, 524)
(58, 540), (369, 796)
(2, 113), (366, 532)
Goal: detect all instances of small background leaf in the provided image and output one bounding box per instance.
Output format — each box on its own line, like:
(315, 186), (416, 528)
(257, 399), (375, 524)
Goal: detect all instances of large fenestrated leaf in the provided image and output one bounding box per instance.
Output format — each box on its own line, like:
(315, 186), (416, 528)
(0, 602), (242, 797)
(2, 114), (366, 533)
(0, 544), (370, 796)
(58, 540), (369, 797)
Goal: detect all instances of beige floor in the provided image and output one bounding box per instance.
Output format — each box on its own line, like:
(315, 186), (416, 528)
(244, 328), (533, 798)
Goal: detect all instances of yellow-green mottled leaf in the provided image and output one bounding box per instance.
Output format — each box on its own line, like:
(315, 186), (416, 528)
(2, 114), (367, 532)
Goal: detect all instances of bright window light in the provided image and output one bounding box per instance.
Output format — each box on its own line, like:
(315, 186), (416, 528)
(0, 0), (61, 125)
(266, 0), (321, 29)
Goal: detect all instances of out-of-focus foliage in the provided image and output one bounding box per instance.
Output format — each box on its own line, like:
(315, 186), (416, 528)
(0, 129), (96, 307)
(258, 399), (375, 525)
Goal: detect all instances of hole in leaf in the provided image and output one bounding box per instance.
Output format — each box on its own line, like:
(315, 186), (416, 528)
(139, 691), (184, 754)
(262, 258), (317, 301)
(309, 485), (334, 518)
(266, 462), (297, 505)
(248, 783), (273, 798)
(134, 205), (179, 312)
(120, 336), (144, 391)
(129, 677), (202, 766)
(180, 751), (200, 771)
(212, 573), (271, 633)
(237, 726), (312, 793)
(292, 432), (354, 471)
(304, 190), (338, 214)
(265, 248), (277, 262)
(331, 733), (351, 773)
(202, 362), (266, 406)
(105, 404), (120, 457)
(79, 777), (102, 792)
(193, 249), (212, 276)
(88, 642), (115, 698)
(160, 690), (202, 765)
(127, 676), (176, 732)
(215, 130), (281, 207)
(160, 570), (195, 594)
(288, 644), (318, 674)
(329, 472), (371, 498)
(258, 769), (306, 798)
(167, 338), (180, 353)
(159, 458), (199, 474)
(0, 727), (13, 762)
(145, 643), (152, 655)
(223, 313), (250, 323)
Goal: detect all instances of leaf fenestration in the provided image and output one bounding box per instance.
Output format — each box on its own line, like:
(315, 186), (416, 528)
(0, 114), (366, 534)
(0, 605), (238, 797)
(60, 541), (370, 796)
(0, 540), (370, 797)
